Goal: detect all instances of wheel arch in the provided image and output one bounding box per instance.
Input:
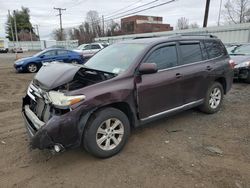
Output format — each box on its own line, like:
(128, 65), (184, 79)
(215, 77), (227, 94)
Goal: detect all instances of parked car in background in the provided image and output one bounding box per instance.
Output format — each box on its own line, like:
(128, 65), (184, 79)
(226, 43), (250, 83)
(74, 42), (108, 58)
(11, 47), (23, 53)
(0, 39), (8, 53)
(22, 35), (233, 158)
(14, 48), (85, 73)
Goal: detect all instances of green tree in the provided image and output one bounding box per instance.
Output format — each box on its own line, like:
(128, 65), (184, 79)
(6, 7), (37, 41)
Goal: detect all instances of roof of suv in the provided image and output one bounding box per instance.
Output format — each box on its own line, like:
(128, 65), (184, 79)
(119, 34), (218, 45)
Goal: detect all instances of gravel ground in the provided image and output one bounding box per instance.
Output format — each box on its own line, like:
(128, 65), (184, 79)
(0, 52), (249, 188)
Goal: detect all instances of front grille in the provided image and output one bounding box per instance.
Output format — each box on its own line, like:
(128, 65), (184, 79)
(27, 83), (52, 123)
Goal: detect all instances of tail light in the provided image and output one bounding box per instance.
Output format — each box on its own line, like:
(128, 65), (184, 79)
(229, 59), (236, 69)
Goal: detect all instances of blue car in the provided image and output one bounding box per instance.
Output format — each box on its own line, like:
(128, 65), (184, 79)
(14, 48), (85, 73)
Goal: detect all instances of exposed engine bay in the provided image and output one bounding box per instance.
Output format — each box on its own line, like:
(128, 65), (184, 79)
(57, 68), (116, 91)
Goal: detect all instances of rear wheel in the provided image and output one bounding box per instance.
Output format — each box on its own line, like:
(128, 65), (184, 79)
(199, 82), (224, 114)
(27, 63), (38, 73)
(83, 108), (130, 158)
(70, 59), (79, 64)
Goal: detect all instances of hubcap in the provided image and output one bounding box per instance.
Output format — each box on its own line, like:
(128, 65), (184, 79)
(28, 64), (37, 73)
(209, 87), (221, 109)
(96, 118), (124, 151)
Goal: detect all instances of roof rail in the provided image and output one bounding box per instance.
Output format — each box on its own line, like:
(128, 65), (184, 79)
(169, 33), (218, 39)
(133, 36), (158, 40)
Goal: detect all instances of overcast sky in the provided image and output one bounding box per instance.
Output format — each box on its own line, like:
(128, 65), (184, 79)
(0, 0), (223, 40)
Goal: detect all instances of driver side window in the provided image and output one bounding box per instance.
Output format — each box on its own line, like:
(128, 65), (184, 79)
(146, 45), (178, 70)
(43, 50), (56, 57)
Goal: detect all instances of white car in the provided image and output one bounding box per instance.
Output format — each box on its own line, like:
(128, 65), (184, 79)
(74, 43), (108, 58)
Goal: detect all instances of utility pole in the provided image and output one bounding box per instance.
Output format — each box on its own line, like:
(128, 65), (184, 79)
(29, 25), (33, 50)
(8, 10), (15, 42)
(34, 24), (40, 41)
(13, 10), (19, 47)
(203, 0), (211, 27)
(54, 7), (66, 40)
(217, 0), (223, 26)
(102, 15), (105, 36)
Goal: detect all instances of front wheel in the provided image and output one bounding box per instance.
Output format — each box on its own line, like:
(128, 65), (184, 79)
(83, 107), (130, 158)
(199, 82), (224, 114)
(27, 63), (38, 73)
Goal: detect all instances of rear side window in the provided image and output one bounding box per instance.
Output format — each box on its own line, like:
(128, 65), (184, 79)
(146, 45), (178, 70)
(57, 50), (68, 55)
(179, 43), (203, 65)
(205, 40), (224, 59)
(91, 44), (101, 49)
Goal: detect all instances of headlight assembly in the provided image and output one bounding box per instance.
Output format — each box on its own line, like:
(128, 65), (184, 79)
(48, 91), (85, 108)
(234, 61), (250, 68)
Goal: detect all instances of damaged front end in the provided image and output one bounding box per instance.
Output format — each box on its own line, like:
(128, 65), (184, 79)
(22, 62), (116, 152)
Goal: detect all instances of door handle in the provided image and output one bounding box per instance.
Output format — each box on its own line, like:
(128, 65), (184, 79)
(206, 66), (212, 71)
(176, 73), (182, 79)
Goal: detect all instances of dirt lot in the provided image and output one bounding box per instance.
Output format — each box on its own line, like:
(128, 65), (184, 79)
(0, 52), (249, 188)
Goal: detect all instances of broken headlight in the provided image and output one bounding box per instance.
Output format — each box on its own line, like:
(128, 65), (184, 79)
(48, 91), (85, 108)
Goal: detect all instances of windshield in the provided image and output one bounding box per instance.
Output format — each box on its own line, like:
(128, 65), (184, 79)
(84, 43), (147, 74)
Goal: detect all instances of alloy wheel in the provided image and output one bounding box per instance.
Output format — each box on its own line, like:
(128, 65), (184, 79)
(96, 118), (124, 151)
(28, 64), (37, 73)
(209, 87), (221, 109)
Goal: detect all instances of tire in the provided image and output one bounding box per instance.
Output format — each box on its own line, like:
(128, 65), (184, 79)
(83, 107), (130, 158)
(27, 63), (38, 73)
(70, 59), (79, 64)
(199, 82), (224, 114)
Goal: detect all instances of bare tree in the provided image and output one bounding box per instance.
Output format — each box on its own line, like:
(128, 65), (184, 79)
(176, 17), (189, 30)
(224, 0), (250, 23)
(52, 28), (66, 41)
(189, 22), (200, 29)
(106, 20), (121, 36)
(86, 10), (102, 37)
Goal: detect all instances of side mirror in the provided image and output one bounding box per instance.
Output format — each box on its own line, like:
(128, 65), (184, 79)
(139, 63), (158, 74)
(40, 55), (45, 58)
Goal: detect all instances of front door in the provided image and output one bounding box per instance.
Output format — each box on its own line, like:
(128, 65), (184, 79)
(136, 43), (183, 119)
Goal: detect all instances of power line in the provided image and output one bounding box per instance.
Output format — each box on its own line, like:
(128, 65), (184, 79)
(104, 0), (177, 22)
(105, 0), (160, 20)
(103, 0), (143, 17)
(62, 0), (177, 29)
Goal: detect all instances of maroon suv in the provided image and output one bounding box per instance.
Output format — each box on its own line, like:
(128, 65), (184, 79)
(22, 35), (233, 158)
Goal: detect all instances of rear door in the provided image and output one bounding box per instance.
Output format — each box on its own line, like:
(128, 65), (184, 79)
(176, 40), (210, 103)
(56, 50), (70, 62)
(82, 44), (92, 57)
(136, 43), (184, 119)
(90, 44), (102, 55)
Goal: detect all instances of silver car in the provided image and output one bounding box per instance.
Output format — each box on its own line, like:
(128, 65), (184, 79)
(74, 43), (108, 58)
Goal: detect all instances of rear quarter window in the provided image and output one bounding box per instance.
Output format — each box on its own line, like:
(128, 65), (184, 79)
(205, 40), (225, 59)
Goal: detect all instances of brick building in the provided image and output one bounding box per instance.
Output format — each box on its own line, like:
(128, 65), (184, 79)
(121, 15), (173, 34)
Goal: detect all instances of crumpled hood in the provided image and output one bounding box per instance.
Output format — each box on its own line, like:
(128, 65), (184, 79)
(33, 62), (81, 90)
(230, 55), (250, 65)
